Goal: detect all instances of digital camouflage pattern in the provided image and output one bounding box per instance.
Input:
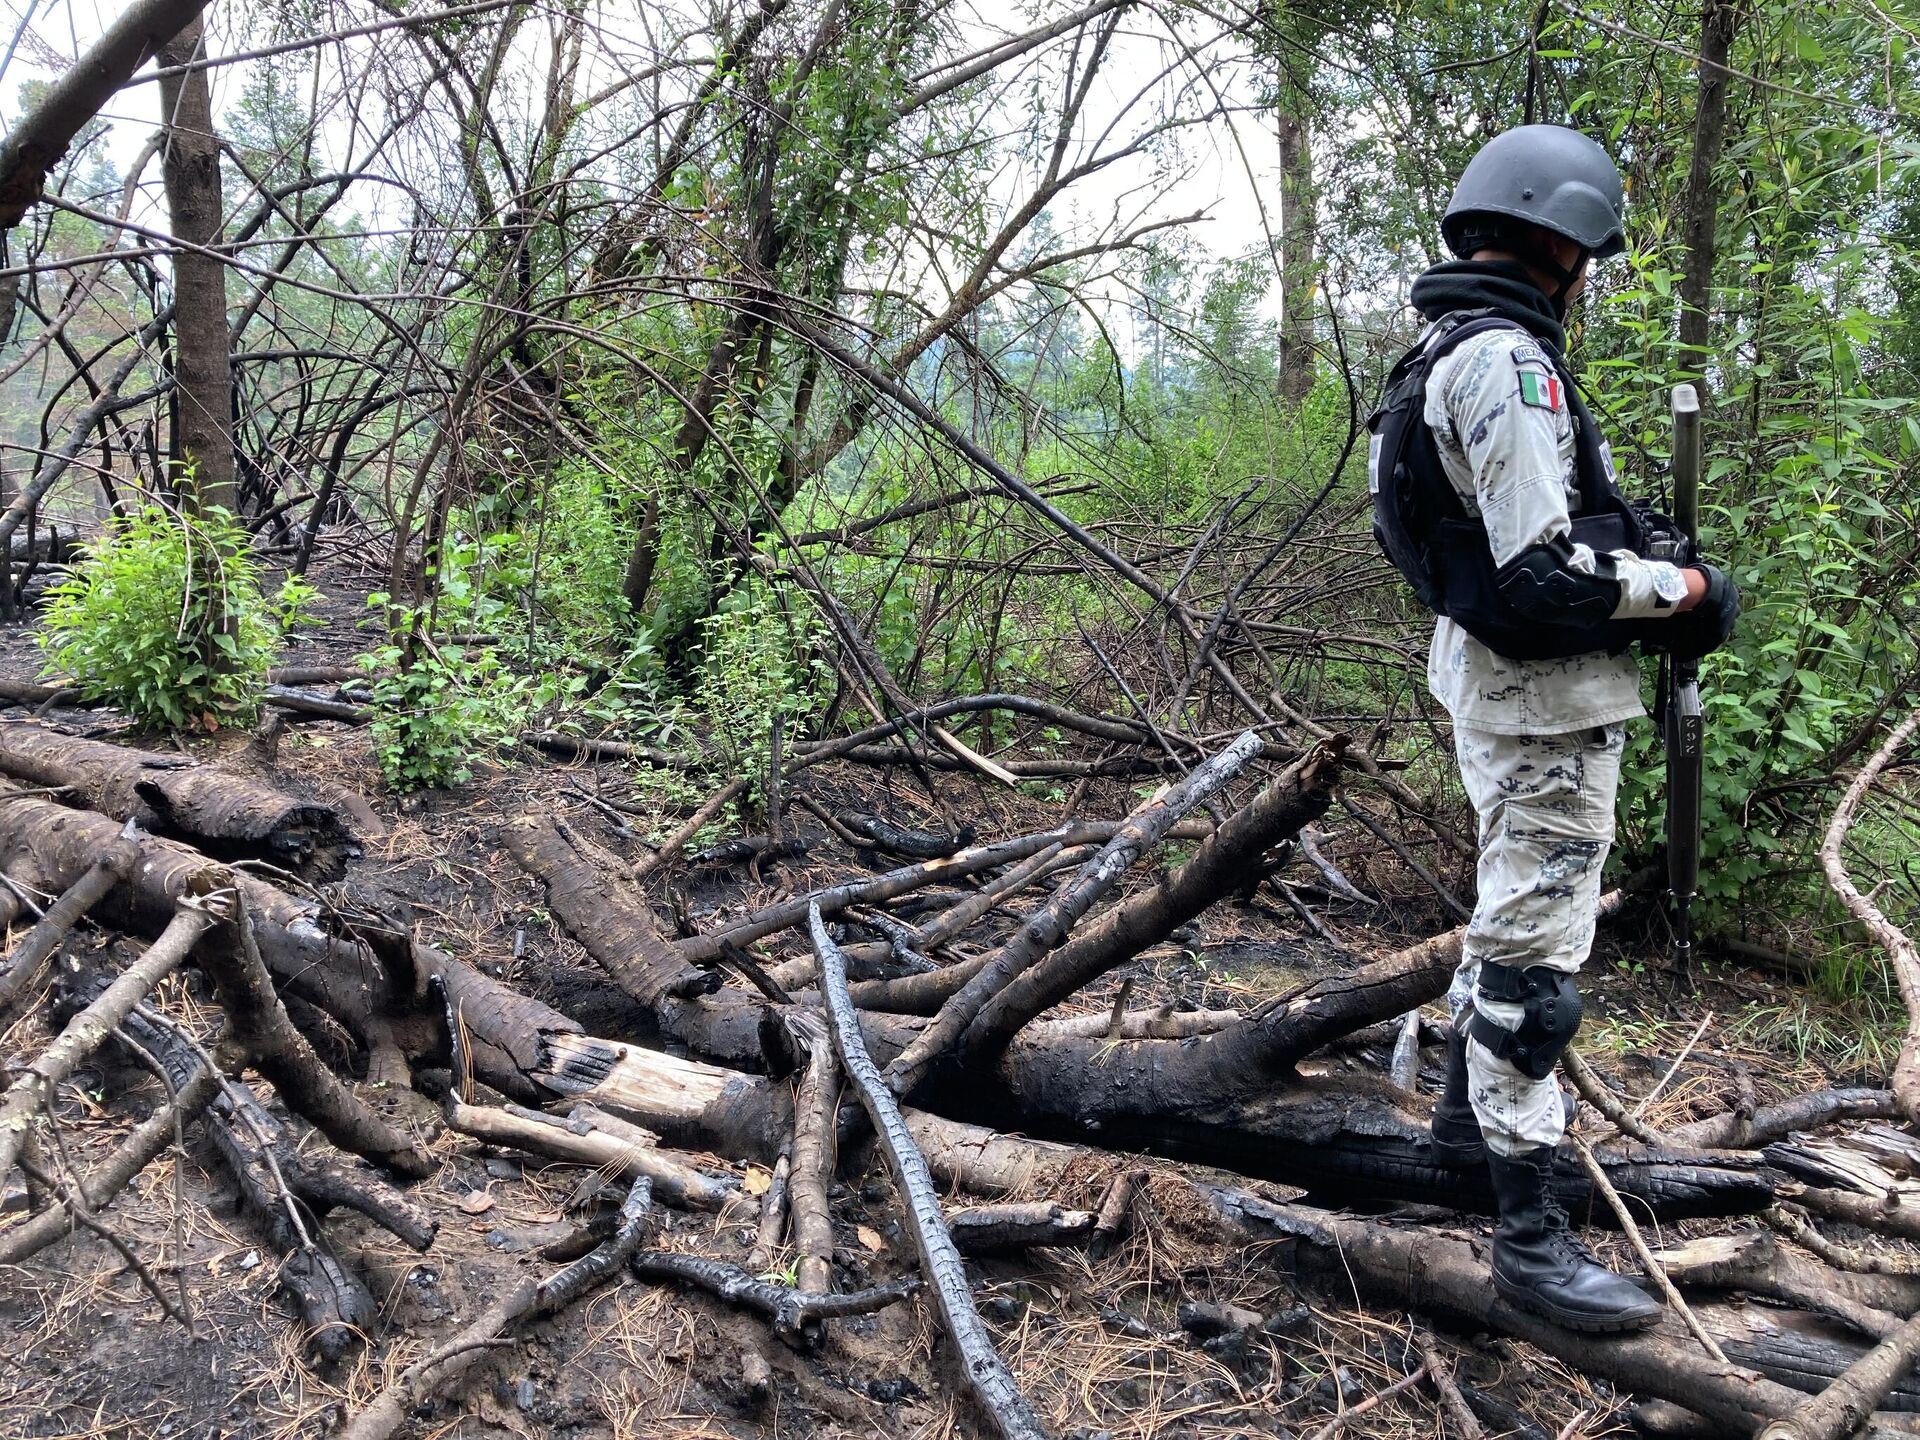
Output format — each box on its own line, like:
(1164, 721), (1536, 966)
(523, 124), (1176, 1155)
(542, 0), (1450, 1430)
(1413, 325), (1686, 1155)
(1418, 326), (1691, 738)
(1446, 723), (1624, 1154)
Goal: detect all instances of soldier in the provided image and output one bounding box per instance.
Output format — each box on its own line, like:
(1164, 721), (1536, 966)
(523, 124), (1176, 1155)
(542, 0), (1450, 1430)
(1367, 126), (1740, 1333)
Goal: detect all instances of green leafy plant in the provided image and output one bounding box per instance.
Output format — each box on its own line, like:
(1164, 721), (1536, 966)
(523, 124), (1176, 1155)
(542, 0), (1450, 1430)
(360, 633), (506, 791)
(39, 503), (315, 730)
(694, 579), (832, 801)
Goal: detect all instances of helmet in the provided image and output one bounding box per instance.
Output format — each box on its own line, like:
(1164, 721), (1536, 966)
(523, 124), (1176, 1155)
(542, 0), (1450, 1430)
(1441, 125), (1626, 261)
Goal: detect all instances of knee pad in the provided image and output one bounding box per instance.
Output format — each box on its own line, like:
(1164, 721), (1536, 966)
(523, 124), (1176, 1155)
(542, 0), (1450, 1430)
(1468, 964), (1583, 1081)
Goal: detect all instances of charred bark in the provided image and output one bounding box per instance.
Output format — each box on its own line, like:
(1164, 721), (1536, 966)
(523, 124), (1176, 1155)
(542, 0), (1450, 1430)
(157, 15), (236, 509)
(0, 723), (353, 877)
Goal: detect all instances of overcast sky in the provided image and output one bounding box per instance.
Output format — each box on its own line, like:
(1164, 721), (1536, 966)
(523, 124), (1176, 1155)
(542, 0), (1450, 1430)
(0, 0), (1295, 335)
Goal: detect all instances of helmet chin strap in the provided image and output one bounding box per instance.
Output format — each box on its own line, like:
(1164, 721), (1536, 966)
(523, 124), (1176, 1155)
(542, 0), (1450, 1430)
(1537, 244), (1591, 314)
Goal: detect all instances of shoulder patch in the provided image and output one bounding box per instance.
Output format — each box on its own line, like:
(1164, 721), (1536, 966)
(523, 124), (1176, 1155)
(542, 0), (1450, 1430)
(1518, 370), (1563, 411)
(1508, 338), (1553, 370)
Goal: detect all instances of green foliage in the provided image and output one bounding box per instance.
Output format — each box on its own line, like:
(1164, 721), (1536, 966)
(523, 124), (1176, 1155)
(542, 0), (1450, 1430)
(40, 505), (315, 731)
(363, 535), (517, 791)
(360, 632), (506, 792)
(692, 579), (832, 802)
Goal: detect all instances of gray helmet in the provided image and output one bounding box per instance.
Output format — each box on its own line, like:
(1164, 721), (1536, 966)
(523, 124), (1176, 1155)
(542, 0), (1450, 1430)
(1442, 125), (1626, 260)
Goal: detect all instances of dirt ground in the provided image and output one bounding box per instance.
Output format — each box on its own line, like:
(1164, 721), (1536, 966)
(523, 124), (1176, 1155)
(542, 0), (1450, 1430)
(0, 556), (1899, 1440)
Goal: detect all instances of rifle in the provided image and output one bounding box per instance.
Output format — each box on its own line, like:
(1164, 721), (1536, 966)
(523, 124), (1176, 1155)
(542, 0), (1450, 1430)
(1660, 385), (1705, 979)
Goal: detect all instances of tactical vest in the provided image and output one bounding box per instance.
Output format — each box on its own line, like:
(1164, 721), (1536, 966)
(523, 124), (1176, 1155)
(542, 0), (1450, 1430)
(1368, 311), (1649, 661)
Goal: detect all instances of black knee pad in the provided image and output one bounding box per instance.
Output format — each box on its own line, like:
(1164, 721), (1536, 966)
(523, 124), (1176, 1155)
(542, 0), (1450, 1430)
(1467, 964), (1583, 1081)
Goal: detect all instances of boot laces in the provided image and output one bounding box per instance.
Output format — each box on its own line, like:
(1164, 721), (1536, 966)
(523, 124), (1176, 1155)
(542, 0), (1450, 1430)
(1541, 1198), (1601, 1266)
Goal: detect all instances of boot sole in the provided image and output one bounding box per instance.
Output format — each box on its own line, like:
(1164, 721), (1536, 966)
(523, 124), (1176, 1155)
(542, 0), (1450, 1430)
(1493, 1273), (1662, 1334)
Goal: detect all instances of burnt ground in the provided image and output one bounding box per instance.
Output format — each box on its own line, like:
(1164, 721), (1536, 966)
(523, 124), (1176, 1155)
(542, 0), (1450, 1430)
(0, 554), (1902, 1440)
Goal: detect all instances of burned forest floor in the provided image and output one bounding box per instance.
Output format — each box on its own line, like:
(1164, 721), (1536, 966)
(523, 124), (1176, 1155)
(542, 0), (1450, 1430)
(0, 555), (1912, 1440)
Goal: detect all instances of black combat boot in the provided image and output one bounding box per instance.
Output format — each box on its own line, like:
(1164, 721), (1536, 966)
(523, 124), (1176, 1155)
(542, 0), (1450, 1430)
(1486, 1146), (1662, 1333)
(1429, 1024), (1485, 1167)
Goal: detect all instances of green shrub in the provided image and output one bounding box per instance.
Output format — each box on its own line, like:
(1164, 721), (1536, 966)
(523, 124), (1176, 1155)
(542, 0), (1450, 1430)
(39, 504), (314, 730)
(694, 580), (832, 799)
(361, 637), (505, 791)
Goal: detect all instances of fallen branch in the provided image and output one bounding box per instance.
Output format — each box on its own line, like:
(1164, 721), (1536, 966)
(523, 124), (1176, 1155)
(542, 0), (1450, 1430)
(1414, 1328), (1489, 1440)
(1670, 1089), (1896, 1150)
(0, 824), (138, 1018)
(203, 888), (433, 1177)
(946, 1201), (1099, 1254)
(1757, 1310), (1920, 1440)
(337, 1177), (653, 1440)
(0, 901), (215, 1176)
(1302, 1364), (1429, 1440)
(811, 903), (1052, 1440)
(785, 1012), (839, 1295)
(1563, 1047), (1670, 1145)
(441, 1097), (735, 1210)
(0, 1064), (219, 1264)
(628, 1251), (918, 1343)
(886, 729), (1267, 1094)
(1819, 705), (1920, 1123)
(1653, 1232), (1905, 1340)
(1568, 1137), (1724, 1364)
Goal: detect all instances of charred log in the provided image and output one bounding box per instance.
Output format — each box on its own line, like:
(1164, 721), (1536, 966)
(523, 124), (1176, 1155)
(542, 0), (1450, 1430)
(0, 723), (354, 878)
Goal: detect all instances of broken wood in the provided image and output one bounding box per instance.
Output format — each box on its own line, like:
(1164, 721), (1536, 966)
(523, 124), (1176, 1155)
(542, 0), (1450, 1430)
(0, 901), (215, 1177)
(811, 903), (1051, 1440)
(0, 723), (353, 877)
(1819, 705), (1920, 1123)
(785, 1012), (839, 1294)
(631, 778), (749, 882)
(1788, 1183), (1920, 1245)
(441, 1097), (735, 1210)
(1210, 1187), (1807, 1434)
(1653, 1232), (1907, 1340)
(0, 823), (138, 1017)
(945, 1201), (1099, 1254)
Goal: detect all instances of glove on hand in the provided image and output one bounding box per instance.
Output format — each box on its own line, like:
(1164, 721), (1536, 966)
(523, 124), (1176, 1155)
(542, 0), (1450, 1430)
(1663, 563), (1740, 661)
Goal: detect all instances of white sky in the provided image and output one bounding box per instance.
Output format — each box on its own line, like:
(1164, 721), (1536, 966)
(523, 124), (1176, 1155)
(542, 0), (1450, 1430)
(0, 0), (1295, 338)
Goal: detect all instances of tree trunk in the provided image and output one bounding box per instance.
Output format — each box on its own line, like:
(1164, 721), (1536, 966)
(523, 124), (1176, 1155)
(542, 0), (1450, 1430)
(1677, 0), (1740, 388)
(1276, 109), (1316, 404)
(156, 15), (235, 511)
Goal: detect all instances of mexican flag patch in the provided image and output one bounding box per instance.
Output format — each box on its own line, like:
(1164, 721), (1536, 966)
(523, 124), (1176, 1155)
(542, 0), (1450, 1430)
(1518, 371), (1562, 410)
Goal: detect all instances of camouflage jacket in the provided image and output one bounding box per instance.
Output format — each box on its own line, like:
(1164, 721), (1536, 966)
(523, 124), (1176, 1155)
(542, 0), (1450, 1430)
(1420, 325), (1690, 736)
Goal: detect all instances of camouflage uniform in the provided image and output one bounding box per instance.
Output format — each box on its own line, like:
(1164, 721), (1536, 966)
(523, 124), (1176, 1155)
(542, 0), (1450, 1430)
(1419, 327), (1690, 1155)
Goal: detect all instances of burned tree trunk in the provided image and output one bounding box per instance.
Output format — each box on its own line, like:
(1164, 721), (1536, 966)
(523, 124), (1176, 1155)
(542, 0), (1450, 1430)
(0, 724), (353, 877)
(156, 14), (235, 510)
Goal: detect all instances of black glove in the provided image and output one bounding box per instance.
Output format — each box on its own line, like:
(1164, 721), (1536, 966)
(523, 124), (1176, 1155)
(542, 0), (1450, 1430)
(1662, 563), (1740, 661)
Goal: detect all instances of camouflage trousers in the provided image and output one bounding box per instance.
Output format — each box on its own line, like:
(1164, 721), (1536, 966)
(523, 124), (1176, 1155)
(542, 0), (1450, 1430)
(1445, 723), (1625, 1156)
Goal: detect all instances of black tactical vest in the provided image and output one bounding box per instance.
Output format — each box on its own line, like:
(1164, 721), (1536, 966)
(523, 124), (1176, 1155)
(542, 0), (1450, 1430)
(1368, 311), (1649, 661)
